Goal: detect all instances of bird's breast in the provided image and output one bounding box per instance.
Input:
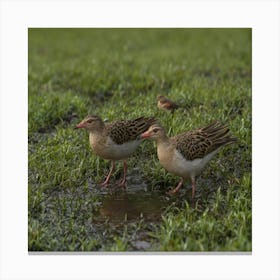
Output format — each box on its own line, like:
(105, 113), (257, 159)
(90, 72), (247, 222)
(90, 134), (140, 160)
(157, 145), (216, 179)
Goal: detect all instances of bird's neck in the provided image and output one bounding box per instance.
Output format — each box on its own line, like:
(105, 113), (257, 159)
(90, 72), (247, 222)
(88, 125), (106, 142)
(156, 134), (170, 148)
(156, 136), (173, 163)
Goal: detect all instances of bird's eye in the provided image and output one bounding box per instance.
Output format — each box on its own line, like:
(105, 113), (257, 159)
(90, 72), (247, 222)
(87, 119), (93, 123)
(153, 128), (159, 133)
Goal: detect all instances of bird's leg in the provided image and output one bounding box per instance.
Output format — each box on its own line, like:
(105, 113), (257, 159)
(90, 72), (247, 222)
(117, 160), (127, 188)
(100, 161), (115, 187)
(191, 177), (196, 200)
(169, 178), (184, 195)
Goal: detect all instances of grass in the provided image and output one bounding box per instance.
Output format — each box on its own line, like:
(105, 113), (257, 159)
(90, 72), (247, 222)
(28, 28), (252, 252)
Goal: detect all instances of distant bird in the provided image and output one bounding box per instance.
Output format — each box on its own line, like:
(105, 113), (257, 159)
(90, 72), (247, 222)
(140, 121), (236, 200)
(76, 115), (156, 187)
(157, 95), (179, 114)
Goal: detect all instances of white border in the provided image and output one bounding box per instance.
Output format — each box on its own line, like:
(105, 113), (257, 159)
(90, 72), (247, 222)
(1, 0), (279, 279)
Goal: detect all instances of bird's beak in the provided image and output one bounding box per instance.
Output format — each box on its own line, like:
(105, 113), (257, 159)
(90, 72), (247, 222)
(139, 131), (151, 139)
(75, 122), (85, 129)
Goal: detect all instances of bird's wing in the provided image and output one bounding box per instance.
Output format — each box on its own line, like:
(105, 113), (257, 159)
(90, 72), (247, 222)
(107, 117), (156, 145)
(172, 121), (236, 160)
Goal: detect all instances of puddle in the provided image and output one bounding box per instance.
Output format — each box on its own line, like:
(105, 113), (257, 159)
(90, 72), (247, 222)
(87, 169), (171, 250)
(89, 173), (221, 227)
(99, 190), (166, 223)
(89, 168), (170, 225)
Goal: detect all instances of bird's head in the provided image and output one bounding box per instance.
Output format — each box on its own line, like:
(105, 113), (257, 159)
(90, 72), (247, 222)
(75, 115), (104, 131)
(140, 124), (166, 141)
(157, 95), (165, 101)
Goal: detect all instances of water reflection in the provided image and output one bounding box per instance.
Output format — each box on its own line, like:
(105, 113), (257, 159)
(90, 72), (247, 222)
(99, 190), (166, 222)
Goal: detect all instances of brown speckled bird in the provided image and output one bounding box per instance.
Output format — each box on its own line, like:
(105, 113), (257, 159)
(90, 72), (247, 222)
(140, 121), (236, 199)
(76, 115), (156, 187)
(157, 95), (179, 114)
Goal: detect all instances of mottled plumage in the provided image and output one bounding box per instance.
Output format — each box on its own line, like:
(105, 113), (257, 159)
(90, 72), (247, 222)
(107, 117), (157, 145)
(173, 121), (236, 161)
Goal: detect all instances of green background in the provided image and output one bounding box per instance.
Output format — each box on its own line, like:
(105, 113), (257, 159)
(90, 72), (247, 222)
(28, 28), (251, 251)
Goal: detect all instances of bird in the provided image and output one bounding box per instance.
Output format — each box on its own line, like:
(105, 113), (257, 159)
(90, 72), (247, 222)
(140, 121), (236, 200)
(75, 115), (156, 188)
(157, 95), (179, 114)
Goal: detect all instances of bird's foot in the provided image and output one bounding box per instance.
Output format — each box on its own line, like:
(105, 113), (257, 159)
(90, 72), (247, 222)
(168, 188), (179, 196)
(117, 179), (127, 188)
(99, 180), (110, 188)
